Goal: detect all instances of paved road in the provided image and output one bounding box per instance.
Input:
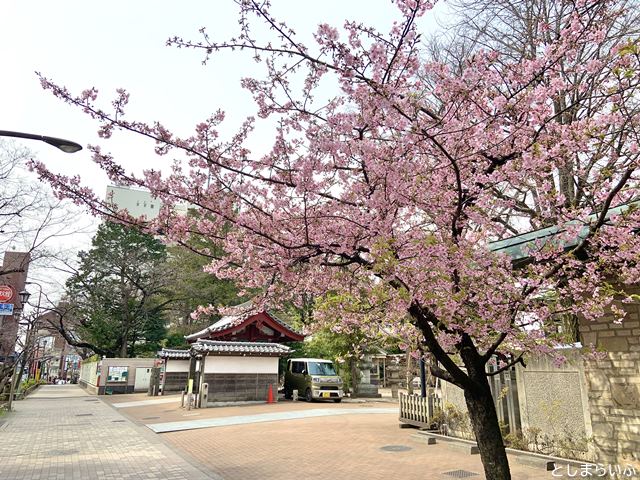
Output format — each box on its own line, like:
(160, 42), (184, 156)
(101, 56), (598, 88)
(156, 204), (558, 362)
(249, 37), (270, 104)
(108, 394), (548, 480)
(27, 383), (89, 399)
(147, 406), (398, 433)
(0, 385), (220, 480)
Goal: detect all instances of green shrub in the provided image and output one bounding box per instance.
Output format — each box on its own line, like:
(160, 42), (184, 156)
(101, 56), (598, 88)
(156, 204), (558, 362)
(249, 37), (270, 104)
(19, 378), (43, 392)
(429, 401), (592, 460)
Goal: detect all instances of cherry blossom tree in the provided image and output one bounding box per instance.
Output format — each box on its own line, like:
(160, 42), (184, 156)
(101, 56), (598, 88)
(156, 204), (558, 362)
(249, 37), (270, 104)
(32, 1), (640, 478)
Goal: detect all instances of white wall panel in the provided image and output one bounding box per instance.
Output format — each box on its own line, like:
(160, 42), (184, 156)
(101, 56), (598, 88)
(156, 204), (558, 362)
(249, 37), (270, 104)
(204, 356), (278, 374)
(166, 359), (190, 373)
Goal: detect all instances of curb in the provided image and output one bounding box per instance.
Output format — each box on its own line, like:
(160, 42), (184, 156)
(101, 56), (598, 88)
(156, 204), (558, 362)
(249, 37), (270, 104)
(410, 430), (590, 471)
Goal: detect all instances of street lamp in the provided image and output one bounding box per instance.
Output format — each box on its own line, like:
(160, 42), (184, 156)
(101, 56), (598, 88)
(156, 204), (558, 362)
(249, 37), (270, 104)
(18, 290), (31, 305)
(0, 130), (82, 153)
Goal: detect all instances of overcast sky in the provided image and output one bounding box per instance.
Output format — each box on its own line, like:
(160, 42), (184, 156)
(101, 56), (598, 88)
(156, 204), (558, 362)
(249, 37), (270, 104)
(1, 0), (446, 292)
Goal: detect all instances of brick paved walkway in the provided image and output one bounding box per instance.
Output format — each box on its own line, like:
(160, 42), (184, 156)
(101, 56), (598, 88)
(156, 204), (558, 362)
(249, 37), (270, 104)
(0, 385), (219, 480)
(147, 406), (397, 433)
(162, 412), (550, 480)
(107, 394), (554, 480)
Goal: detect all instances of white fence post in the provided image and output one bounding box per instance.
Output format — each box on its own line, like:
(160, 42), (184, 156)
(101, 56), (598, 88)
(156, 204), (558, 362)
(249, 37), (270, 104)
(399, 391), (440, 428)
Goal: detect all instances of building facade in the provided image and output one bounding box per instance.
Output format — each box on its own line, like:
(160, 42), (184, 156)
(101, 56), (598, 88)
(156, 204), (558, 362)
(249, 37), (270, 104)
(105, 185), (188, 220)
(0, 251), (30, 360)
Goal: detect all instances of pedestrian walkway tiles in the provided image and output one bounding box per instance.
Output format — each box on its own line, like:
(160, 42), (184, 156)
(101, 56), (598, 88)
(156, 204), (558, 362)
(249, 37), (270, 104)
(147, 407), (398, 433)
(28, 384), (89, 398)
(0, 388), (217, 480)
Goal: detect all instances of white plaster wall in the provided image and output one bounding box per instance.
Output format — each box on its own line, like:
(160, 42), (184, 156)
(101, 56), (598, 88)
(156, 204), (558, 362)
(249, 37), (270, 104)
(204, 356), (278, 374)
(102, 358), (156, 386)
(166, 359), (190, 372)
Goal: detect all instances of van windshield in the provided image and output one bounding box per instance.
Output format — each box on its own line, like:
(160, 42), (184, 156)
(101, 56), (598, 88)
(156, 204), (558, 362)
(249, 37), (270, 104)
(308, 362), (337, 375)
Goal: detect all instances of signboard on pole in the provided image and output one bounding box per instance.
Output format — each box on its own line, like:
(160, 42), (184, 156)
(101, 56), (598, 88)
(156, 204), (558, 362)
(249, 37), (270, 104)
(0, 303), (14, 316)
(0, 285), (15, 303)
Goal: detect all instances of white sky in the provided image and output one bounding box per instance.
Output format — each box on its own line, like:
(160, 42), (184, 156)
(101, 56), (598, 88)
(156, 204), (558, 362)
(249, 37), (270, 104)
(0, 0), (446, 295)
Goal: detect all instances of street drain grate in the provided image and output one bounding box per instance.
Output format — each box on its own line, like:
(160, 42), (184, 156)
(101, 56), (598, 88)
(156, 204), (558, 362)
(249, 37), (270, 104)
(442, 470), (479, 478)
(142, 416), (160, 420)
(84, 399), (99, 402)
(75, 413), (93, 417)
(380, 445), (412, 452)
(112, 420), (126, 423)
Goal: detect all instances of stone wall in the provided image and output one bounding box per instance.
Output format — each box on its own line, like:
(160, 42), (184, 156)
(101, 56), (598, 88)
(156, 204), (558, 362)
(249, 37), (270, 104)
(436, 292), (640, 465)
(203, 373), (278, 402)
(163, 372), (188, 393)
(584, 353), (640, 466)
(516, 352), (591, 446)
(580, 292), (640, 467)
(580, 310), (640, 354)
(440, 357), (595, 459)
(379, 353), (420, 388)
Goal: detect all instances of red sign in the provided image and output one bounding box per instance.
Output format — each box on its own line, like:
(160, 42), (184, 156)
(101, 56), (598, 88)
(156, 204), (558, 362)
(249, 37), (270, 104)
(0, 285), (15, 303)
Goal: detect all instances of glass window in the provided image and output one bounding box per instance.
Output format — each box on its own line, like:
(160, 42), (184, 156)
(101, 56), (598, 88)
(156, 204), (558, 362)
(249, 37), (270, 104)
(308, 362), (337, 376)
(107, 366), (129, 382)
(292, 361), (305, 374)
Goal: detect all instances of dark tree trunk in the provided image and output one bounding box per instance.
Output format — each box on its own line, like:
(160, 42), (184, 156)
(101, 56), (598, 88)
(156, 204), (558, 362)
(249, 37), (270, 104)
(409, 302), (512, 479)
(464, 378), (511, 480)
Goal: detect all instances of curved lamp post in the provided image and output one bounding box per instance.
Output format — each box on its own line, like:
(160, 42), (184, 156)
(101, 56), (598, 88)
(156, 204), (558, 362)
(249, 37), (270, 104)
(0, 130), (82, 153)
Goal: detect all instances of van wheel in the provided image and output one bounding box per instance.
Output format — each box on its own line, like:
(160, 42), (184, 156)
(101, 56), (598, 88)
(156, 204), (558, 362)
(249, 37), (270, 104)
(333, 398), (342, 403)
(305, 388), (313, 402)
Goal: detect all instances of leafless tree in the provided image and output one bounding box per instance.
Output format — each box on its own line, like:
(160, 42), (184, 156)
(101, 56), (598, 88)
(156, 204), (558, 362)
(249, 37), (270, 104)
(0, 140), (95, 276)
(429, 0), (640, 229)
(0, 141), (95, 401)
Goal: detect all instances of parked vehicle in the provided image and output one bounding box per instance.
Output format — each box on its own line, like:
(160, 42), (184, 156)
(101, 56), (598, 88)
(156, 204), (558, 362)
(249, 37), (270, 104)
(284, 358), (343, 402)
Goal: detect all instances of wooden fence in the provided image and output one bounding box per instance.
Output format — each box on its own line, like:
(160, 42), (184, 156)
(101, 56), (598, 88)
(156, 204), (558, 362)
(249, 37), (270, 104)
(399, 392), (441, 428)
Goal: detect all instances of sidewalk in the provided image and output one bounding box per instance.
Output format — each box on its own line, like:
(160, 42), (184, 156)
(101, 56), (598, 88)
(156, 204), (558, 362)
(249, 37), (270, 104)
(0, 385), (219, 480)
